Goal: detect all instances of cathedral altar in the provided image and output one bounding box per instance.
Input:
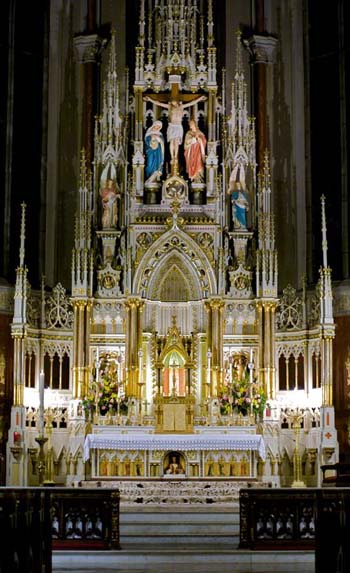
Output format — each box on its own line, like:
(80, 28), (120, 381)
(84, 427), (265, 480)
(5, 0), (339, 492)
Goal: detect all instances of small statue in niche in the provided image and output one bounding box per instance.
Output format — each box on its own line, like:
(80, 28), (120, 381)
(165, 453), (185, 475)
(230, 181), (249, 230)
(184, 119), (207, 182)
(228, 163), (249, 230)
(144, 120), (165, 184)
(99, 178), (120, 229)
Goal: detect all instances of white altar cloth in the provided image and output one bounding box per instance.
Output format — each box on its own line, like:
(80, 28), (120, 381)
(84, 432), (266, 461)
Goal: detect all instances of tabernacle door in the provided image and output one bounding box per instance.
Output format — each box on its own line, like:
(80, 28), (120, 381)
(162, 402), (187, 432)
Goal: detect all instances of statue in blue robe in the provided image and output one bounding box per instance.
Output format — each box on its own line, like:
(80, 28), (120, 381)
(144, 120), (164, 183)
(231, 182), (249, 229)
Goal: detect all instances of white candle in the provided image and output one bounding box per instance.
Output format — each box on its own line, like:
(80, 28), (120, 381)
(96, 348), (100, 382)
(138, 349), (143, 386)
(39, 370), (45, 434)
(250, 348), (253, 364)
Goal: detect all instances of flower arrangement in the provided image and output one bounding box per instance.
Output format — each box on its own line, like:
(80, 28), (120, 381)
(82, 361), (128, 416)
(219, 372), (267, 418)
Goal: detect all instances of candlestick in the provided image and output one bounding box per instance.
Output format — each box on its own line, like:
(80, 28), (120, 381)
(39, 370), (45, 435)
(207, 349), (212, 397)
(138, 349), (143, 385)
(229, 354), (233, 385)
(248, 352), (254, 419)
(96, 348), (100, 383)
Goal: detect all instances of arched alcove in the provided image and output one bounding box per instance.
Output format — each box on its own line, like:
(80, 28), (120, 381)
(133, 228), (217, 299)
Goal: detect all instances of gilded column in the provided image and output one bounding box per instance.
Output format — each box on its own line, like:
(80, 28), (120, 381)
(258, 301), (276, 400)
(264, 303), (271, 398)
(125, 298), (144, 397)
(206, 299), (224, 397)
(72, 300), (91, 400)
(270, 304), (276, 398)
(124, 302), (131, 396)
(137, 301), (145, 400)
(321, 336), (333, 407)
(257, 301), (268, 398)
(13, 335), (25, 407)
(205, 302), (212, 398)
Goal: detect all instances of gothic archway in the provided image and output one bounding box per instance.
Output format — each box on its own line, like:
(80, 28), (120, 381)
(133, 228), (217, 299)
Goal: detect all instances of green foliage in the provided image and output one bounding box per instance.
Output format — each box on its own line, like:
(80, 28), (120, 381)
(219, 372), (267, 417)
(82, 365), (128, 415)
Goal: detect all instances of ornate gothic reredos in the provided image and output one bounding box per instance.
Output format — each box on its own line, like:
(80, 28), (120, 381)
(6, 0), (338, 491)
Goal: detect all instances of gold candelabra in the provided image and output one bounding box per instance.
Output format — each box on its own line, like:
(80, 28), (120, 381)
(285, 407), (306, 488)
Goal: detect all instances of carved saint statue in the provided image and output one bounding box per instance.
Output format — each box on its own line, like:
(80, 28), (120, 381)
(99, 178), (119, 229)
(144, 120), (164, 183)
(184, 119), (207, 181)
(165, 454), (185, 475)
(231, 181), (249, 230)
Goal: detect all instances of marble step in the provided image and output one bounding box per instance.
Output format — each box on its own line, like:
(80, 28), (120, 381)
(120, 506), (239, 545)
(120, 507), (240, 522)
(53, 548), (315, 572)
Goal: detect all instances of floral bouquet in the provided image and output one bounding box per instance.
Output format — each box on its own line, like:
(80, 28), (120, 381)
(219, 373), (267, 418)
(82, 362), (128, 416)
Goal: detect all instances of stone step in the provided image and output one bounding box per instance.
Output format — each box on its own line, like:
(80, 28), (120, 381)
(120, 505), (239, 545)
(121, 523), (238, 534)
(121, 535), (237, 546)
(120, 508), (240, 522)
(53, 548), (315, 572)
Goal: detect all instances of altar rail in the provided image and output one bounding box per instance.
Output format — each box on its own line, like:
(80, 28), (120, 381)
(0, 487), (120, 572)
(239, 487), (350, 573)
(0, 488), (51, 573)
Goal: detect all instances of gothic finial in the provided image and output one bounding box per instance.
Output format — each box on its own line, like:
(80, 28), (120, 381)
(221, 68), (226, 116)
(320, 195), (328, 268)
(261, 149), (271, 191)
(235, 30), (243, 75)
(109, 29), (117, 72)
(79, 149), (88, 190)
(138, 0), (145, 47)
(19, 202), (26, 268)
(208, 0), (214, 47)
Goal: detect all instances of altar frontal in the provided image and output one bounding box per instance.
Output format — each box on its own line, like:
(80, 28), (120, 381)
(84, 430), (265, 479)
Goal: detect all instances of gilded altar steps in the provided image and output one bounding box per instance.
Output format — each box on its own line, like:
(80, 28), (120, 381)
(120, 504), (240, 547)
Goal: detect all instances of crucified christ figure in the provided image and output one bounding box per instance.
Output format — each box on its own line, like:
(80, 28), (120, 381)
(144, 95), (206, 166)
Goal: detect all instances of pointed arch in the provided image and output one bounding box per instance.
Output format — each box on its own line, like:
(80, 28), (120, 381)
(133, 227), (217, 299)
(157, 262), (192, 301)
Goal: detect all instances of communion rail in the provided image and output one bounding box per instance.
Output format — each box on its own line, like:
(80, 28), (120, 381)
(0, 487), (120, 573)
(239, 487), (350, 573)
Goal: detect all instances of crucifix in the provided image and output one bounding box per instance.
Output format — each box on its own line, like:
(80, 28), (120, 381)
(143, 398), (150, 416)
(144, 75), (206, 174)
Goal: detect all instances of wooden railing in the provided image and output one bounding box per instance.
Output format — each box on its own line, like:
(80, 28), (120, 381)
(0, 487), (120, 573)
(51, 488), (120, 550)
(239, 487), (316, 551)
(240, 487), (350, 573)
(0, 488), (51, 573)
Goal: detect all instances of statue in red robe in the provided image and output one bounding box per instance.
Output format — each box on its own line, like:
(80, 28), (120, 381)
(184, 120), (207, 182)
